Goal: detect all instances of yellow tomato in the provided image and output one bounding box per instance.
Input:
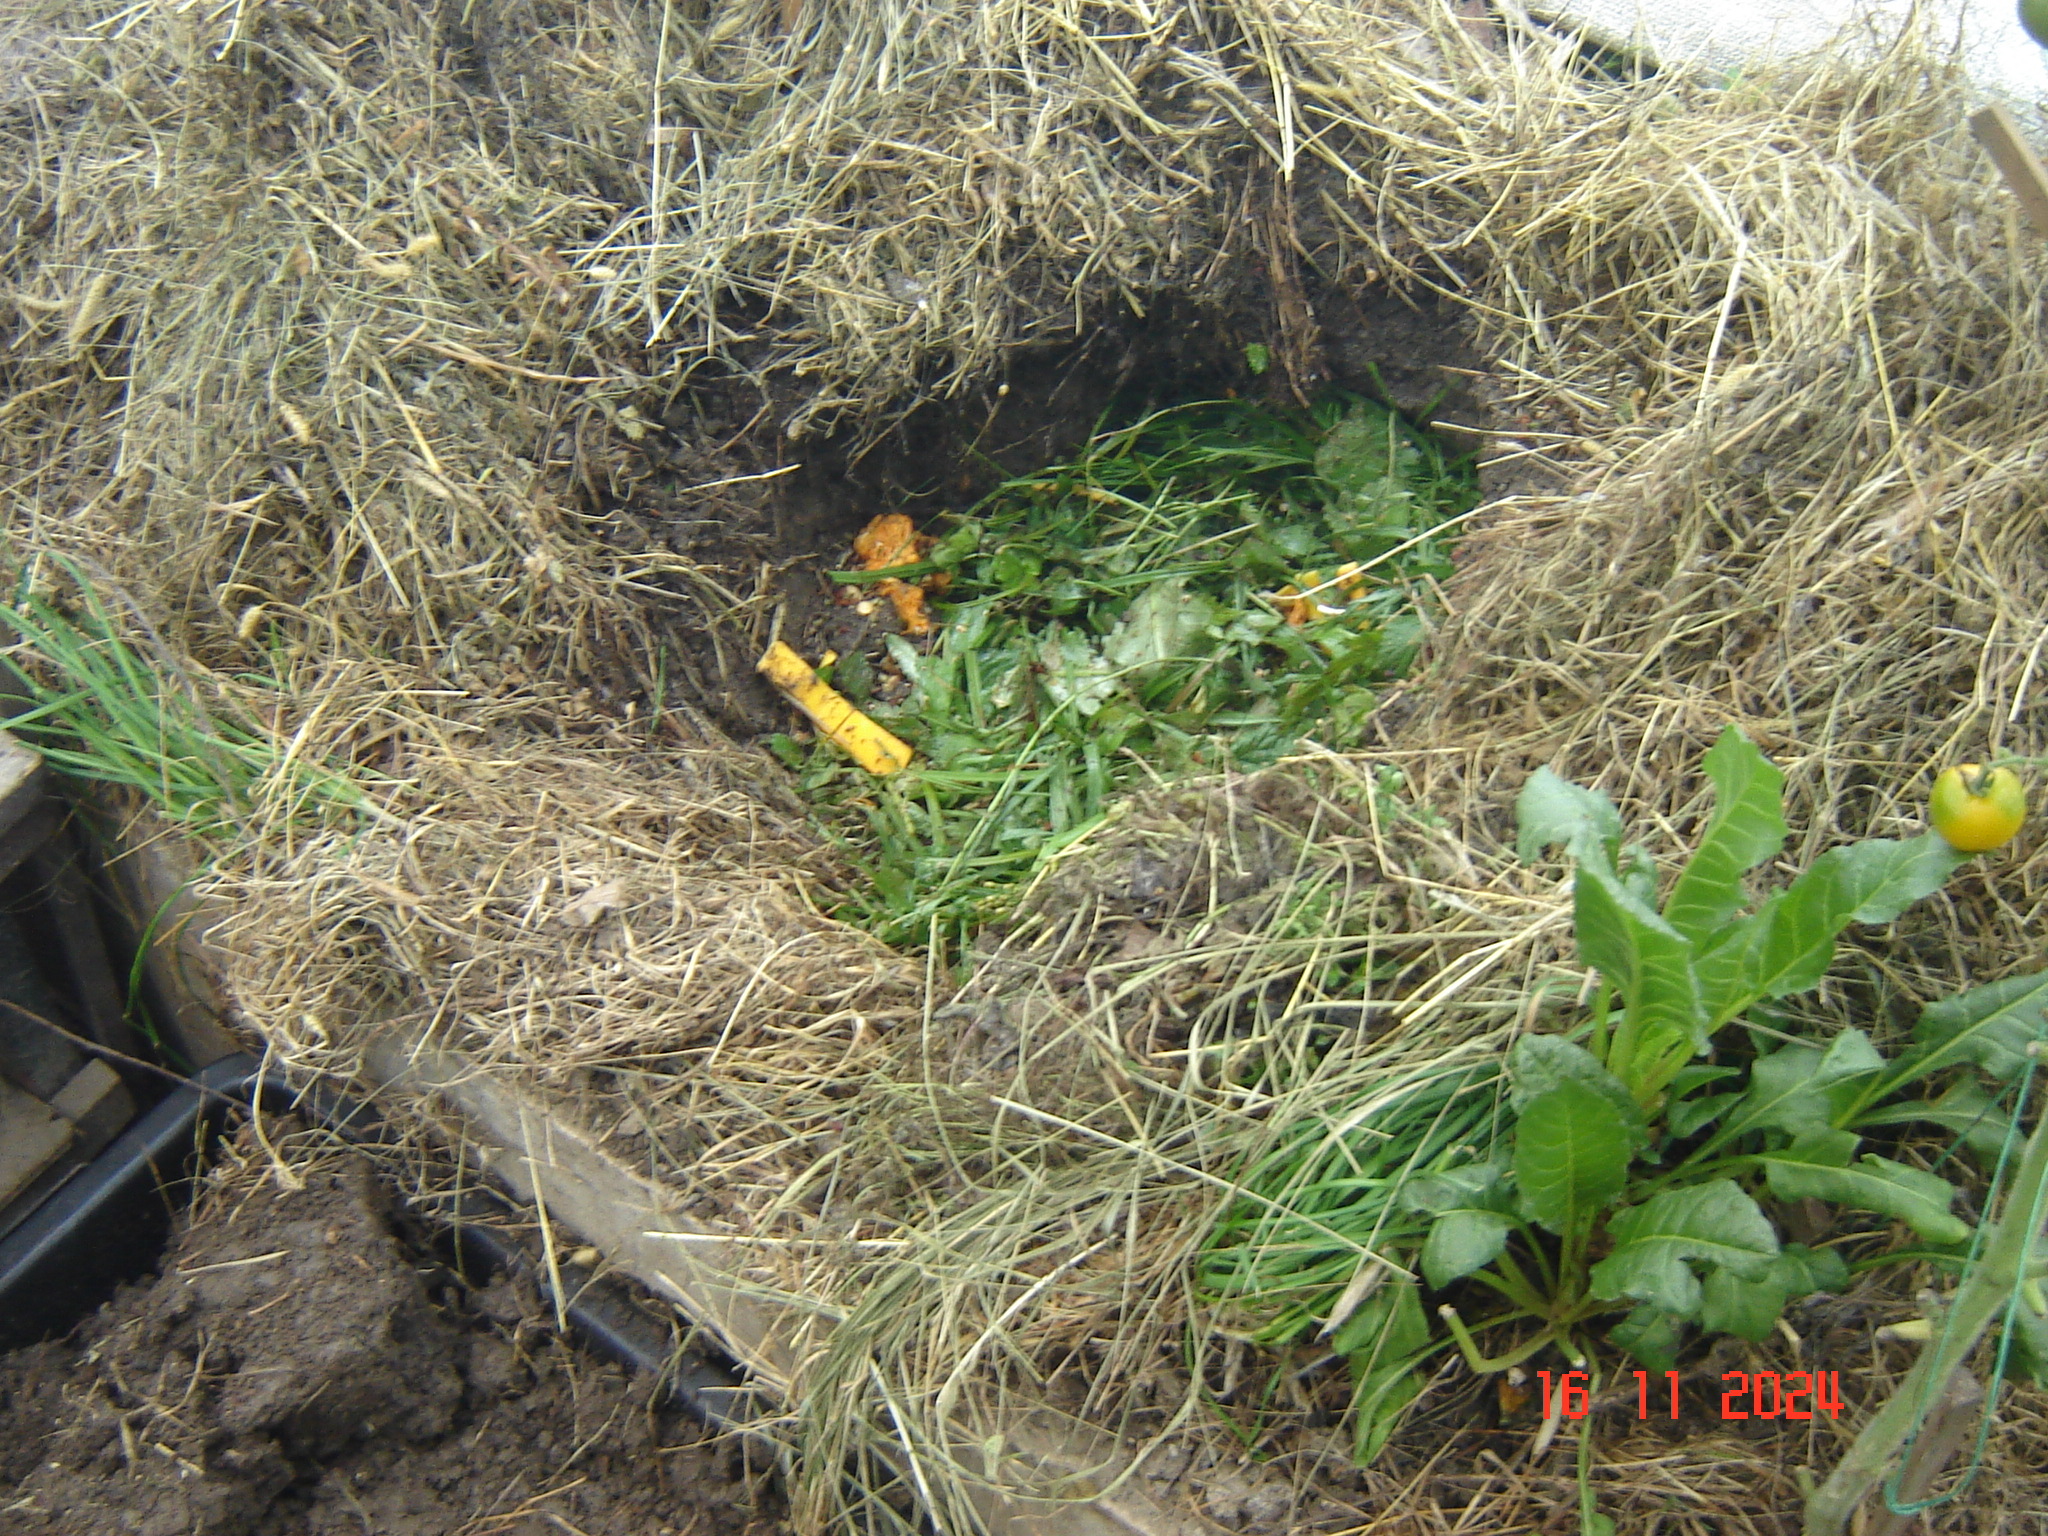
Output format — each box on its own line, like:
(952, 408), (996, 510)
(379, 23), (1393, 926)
(1928, 764), (2028, 853)
(2025, 0), (2048, 49)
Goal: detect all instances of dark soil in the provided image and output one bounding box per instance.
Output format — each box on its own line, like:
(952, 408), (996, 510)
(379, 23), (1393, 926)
(0, 1125), (784, 1536)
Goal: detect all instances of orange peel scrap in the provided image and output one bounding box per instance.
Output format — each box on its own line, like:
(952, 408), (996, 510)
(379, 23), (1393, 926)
(852, 512), (943, 636)
(1277, 564), (1370, 627)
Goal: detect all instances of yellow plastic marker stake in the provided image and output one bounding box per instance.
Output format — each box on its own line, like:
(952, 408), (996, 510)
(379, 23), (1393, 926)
(757, 641), (913, 776)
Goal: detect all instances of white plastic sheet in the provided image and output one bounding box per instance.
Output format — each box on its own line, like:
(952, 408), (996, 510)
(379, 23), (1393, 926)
(1538, 0), (2048, 136)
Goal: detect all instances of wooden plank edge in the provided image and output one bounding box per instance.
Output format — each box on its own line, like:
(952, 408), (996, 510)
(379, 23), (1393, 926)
(1971, 102), (2048, 238)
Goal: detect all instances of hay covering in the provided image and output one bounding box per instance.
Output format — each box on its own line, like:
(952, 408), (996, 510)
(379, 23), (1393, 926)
(9, 0), (2048, 1531)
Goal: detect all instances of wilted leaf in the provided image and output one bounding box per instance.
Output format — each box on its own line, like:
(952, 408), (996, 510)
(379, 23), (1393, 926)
(561, 879), (626, 928)
(1037, 632), (1117, 717)
(1102, 577), (1219, 682)
(1318, 1258), (1390, 1342)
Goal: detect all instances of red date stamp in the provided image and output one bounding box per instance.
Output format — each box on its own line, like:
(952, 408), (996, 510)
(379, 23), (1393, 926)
(1536, 1370), (1843, 1419)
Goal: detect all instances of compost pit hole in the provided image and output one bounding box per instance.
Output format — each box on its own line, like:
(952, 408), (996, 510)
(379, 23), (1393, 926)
(629, 295), (1500, 956)
(781, 391), (1478, 951)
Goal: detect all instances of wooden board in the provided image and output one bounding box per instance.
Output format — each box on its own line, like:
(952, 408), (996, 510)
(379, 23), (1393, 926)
(28, 832), (136, 1056)
(0, 1076), (73, 1211)
(79, 793), (241, 1069)
(0, 733), (45, 850)
(50, 1058), (132, 1152)
(1971, 103), (2048, 237)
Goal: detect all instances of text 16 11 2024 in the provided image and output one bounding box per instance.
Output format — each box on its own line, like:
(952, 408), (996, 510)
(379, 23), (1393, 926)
(1535, 1370), (1842, 1420)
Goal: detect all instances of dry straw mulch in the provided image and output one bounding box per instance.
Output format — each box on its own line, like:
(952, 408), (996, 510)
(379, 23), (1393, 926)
(8, 0), (2048, 1531)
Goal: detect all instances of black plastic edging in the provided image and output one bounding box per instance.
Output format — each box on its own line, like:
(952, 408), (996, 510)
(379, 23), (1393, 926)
(0, 1052), (256, 1343)
(0, 1053), (754, 1435)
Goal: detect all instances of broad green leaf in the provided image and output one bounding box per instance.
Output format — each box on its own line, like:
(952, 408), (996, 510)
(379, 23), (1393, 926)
(987, 545), (1042, 590)
(1517, 768), (1622, 866)
(1695, 901), (1774, 1028)
(1620, 842), (1658, 907)
(1514, 1082), (1632, 1237)
(1666, 1093), (1740, 1139)
(1420, 1209), (1515, 1288)
(1699, 1268), (1788, 1342)
(1910, 970), (2048, 1084)
(1752, 837), (1966, 1001)
(1770, 1242), (1849, 1295)
(1316, 401), (1423, 508)
(1722, 1031), (1885, 1141)
(1350, 1352), (1423, 1465)
(1663, 728), (1788, 942)
(1759, 1138), (1970, 1244)
(928, 519), (982, 568)
(1332, 1273), (1427, 1357)
(2009, 1306), (2048, 1389)
(1397, 1161), (1507, 1215)
(1589, 1180), (1779, 1318)
(1695, 1243), (1844, 1343)
(1340, 1278), (1431, 1464)
(1351, 1357), (1423, 1466)
(1507, 1035), (1648, 1148)
(1770, 1126), (1859, 1165)
(1669, 1064), (1742, 1096)
(1574, 862), (1709, 1063)
(1854, 1079), (2014, 1162)
(1609, 1303), (1685, 1373)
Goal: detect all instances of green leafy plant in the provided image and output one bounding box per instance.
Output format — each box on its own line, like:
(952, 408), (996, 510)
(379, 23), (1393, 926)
(1201, 727), (2048, 1461)
(787, 396), (1476, 948)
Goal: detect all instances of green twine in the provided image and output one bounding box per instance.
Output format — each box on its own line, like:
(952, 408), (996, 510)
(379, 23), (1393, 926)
(1882, 1054), (2046, 1517)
